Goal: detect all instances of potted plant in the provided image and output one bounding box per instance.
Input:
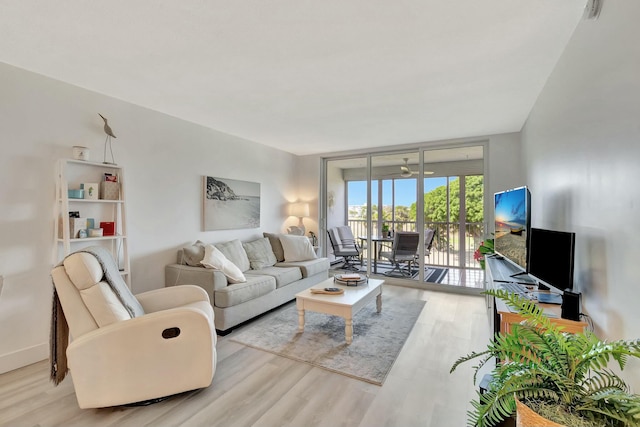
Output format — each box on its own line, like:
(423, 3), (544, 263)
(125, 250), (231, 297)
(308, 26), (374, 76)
(474, 237), (494, 270)
(382, 223), (390, 238)
(451, 289), (640, 427)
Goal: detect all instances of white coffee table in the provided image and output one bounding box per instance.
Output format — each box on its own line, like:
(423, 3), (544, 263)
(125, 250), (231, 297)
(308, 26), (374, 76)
(295, 278), (384, 344)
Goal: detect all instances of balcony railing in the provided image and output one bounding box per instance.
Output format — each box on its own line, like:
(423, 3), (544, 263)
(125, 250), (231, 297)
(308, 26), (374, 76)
(346, 219), (484, 269)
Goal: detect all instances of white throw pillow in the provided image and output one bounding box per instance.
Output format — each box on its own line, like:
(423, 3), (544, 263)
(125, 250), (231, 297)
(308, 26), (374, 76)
(279, 234), (317, 262)
(201, 244), (246, 284)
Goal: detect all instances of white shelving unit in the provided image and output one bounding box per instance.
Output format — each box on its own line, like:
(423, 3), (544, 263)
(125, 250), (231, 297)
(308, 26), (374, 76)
(54, 159), (130, 286)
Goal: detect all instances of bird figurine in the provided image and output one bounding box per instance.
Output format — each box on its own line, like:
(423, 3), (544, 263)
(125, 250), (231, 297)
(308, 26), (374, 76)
(98, 113), (117, 164)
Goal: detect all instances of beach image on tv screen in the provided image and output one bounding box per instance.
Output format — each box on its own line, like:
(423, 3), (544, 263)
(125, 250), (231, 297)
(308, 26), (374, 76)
(494, 187), (528, 268)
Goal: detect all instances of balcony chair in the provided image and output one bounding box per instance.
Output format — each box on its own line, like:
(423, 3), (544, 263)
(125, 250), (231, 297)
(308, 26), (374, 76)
(50, 246), (216, 409)
(336, 225), (367, 264)
(416, 228), (436, 262)
(380, 231), (420, 277)
(327, 227), (361, 271)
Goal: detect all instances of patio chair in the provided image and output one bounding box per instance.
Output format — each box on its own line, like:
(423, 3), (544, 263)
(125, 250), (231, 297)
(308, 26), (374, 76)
(414, 228), (435, 259)
(380, 231), (420, 277)
(327, 227), (361, 271)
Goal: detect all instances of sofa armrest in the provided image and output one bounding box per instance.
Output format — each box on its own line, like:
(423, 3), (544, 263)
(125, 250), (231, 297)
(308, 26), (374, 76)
(136, 285), (210, 313)
(67, 307), (215, 408)
(165, 264), (227, 305)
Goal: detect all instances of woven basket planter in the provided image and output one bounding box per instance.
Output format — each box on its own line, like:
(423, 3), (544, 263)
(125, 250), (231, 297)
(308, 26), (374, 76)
(515, 397), (565, 427)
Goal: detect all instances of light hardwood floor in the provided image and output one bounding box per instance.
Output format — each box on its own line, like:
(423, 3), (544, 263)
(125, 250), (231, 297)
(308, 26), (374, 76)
(0, 286), (491, 427)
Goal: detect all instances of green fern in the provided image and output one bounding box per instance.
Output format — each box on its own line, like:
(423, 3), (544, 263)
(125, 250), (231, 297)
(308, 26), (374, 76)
(451, 289), (640, 427)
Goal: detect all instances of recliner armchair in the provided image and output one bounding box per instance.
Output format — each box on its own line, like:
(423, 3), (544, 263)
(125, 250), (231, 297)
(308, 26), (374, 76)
(51, 247), (217, 409)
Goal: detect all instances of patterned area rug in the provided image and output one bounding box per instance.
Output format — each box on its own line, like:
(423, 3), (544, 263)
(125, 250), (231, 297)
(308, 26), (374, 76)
(424, 267), (449, 283)
(230, 296), (426, 385)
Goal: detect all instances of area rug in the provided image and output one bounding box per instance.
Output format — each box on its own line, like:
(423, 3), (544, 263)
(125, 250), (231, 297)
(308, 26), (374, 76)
(230, 296), (426, 385)
(338, 264), (448, 284)
(424, 267), (448, 283)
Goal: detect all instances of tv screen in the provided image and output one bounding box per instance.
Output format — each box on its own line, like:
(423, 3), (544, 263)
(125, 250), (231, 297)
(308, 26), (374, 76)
(494, 186), (531, 270)
(527, 227), (576, 291)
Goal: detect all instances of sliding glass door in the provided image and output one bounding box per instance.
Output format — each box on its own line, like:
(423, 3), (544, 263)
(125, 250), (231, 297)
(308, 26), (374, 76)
(322, 144), (485, 288)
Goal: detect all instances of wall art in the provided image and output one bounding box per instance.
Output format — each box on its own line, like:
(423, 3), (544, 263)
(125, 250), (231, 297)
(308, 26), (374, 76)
(203, 176), (261, 230)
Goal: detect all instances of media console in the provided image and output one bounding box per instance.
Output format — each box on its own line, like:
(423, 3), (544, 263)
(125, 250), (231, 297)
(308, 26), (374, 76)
(485, 257), (587, 335)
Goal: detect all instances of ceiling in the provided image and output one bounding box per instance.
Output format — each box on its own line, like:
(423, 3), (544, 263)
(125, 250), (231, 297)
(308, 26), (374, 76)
(0, 1), (587, 156)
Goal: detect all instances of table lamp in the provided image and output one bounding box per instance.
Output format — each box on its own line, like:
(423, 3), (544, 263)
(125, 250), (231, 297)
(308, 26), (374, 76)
(290, 202), (310, 235)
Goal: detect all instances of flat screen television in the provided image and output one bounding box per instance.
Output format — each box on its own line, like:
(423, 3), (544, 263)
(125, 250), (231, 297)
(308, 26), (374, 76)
(494, 186), (531, 272)
(527, 227), (576, 292)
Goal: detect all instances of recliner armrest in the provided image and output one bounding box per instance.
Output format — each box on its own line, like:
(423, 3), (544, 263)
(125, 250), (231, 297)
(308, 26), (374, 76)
(136, 285), (210, 312)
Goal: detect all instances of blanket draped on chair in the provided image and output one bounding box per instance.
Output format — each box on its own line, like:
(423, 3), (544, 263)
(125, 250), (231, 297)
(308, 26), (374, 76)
(50, 246), (144, 385)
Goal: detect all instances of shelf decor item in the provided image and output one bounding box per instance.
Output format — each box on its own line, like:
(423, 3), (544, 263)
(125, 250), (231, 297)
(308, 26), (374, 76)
(68, 189), (84, 199)
(98, 113), (117, 164)
(88, 228), (103, 237)
(69, 217), (88, 239)
(99, 181), (119, 200)
(72, 146), (90, 161)
(81, 183), (99, 200)
(100, 221), (115, 236)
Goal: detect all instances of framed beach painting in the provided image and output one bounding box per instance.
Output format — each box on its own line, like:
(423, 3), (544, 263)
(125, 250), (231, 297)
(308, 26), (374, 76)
(203, 176), (261, 230)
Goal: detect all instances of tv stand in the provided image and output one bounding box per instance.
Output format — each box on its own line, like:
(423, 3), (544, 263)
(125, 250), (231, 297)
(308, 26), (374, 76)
(485, 257), (586, 335)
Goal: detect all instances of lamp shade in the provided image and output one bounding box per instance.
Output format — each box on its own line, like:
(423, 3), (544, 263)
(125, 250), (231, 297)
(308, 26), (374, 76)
(290, 202), (310, 218)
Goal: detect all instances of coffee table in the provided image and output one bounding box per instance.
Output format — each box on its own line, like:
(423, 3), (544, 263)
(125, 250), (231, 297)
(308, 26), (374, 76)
(295, 277), (384, 344)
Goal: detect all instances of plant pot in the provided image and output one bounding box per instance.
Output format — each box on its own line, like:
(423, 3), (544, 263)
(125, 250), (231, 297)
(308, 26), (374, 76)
(515, 397), (564, 427)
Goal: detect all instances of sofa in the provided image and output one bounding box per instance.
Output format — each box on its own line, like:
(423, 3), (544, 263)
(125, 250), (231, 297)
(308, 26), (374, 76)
(165, 232), (330, 333)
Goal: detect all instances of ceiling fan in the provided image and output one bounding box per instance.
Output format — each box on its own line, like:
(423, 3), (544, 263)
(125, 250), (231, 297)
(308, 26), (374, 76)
(399, 158), (434, 177)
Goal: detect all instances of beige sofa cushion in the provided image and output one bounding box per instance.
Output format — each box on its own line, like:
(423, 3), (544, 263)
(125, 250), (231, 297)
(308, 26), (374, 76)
(243, 237), (277, 269)
(246, 266), (302, 288)
(276, 258), (330, 278)
(215, 239), (251, 272)
(214, 276), (276, 308)
(182, 240), (205, 266)
(279, 234), (317, 262)
(201, 244), (246, 284)
(263, 232), (285, 262)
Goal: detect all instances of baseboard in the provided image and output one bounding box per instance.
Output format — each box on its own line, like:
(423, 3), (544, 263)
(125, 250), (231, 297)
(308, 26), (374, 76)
(0, 342), (48, 374)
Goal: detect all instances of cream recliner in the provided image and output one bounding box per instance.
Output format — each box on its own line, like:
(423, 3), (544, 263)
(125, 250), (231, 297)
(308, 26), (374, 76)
(51, 249), (217, 409)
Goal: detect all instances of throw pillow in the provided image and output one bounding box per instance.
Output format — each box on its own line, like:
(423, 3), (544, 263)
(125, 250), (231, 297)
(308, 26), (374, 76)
(243, 237), (278, 269)
(201, 244), (246, 284)
(182, 240), (205, 266)
(279, 234), (317, 262)
(263, 232), (285, 262)
(215, 239), (251, 272)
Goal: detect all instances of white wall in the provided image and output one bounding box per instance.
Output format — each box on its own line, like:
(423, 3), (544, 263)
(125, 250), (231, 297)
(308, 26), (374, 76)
(0, 62), (299, 373)
(521, 0), (640, 390)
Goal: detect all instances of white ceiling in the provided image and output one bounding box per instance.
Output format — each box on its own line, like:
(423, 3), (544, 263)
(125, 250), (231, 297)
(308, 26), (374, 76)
(0, 1), (586, 156)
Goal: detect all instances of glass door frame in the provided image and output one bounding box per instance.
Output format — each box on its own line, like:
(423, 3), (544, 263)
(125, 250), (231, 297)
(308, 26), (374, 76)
(320, 140), (488, 288)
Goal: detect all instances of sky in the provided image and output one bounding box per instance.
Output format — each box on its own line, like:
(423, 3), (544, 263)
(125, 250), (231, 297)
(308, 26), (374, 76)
(348, 177), (448, 207)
